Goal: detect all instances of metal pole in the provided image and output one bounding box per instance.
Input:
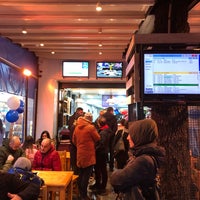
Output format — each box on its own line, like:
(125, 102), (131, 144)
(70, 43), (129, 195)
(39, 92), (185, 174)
(24, 76), (28, 139)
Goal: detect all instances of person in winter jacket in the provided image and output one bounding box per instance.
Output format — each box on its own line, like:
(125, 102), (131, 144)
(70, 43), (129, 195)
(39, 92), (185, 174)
(32, 138), (61, 171)
(103, 107), (118, 171)
(110, 118), (166, 200)
(90, 116), (112, 194)
(73, 112), (100, 200)
(0, 136), (25, 172)
(0, 171), (40, 200)
(8, 157), (44, 187)
(113, 118), (129, 169)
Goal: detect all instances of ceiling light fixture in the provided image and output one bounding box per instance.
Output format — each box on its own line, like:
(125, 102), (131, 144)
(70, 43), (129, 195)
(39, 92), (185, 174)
(98, 43), (102, 47)
(98, 28), (102, 34)
(22, 30), (27, 34)
(96, 2), (102, 12)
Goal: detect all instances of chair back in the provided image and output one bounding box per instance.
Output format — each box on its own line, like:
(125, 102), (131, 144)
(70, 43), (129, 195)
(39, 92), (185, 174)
(38, 185), (47, 200)
(58, 150), (67, 171)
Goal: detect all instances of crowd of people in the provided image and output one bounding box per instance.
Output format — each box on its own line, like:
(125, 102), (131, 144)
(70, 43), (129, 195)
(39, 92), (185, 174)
(0, 106), (165, 200)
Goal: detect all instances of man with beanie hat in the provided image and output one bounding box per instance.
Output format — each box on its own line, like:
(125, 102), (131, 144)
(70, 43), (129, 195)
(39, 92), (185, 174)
(73, 112), (100, 200)
(111, 118), (165, 200)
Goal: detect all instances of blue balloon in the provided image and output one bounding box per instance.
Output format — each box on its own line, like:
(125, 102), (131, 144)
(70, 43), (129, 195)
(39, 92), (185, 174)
(16, 106), (24, 113)
(19, 100), (24, 108)
(16, 100), (25, 113)
(6, 110), (19, 123)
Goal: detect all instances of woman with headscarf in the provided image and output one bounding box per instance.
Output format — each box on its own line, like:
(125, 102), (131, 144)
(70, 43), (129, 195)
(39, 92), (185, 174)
(110, 118), (166, 200)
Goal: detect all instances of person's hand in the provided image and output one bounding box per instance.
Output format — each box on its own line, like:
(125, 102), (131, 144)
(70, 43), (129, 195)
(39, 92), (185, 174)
(7, 193), (22, 200)
(7, 155), (14, 162)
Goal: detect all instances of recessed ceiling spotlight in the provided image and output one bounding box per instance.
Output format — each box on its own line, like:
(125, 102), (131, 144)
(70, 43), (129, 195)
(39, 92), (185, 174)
(98, 43), (102, 47)
(22, 30), (27, 34)
(99, 52), (102, 55)
(51, 51), (55, 54)
(40, 43), (44, 47)
(98, 28), (102, 34)
(96, 2), (102, 11)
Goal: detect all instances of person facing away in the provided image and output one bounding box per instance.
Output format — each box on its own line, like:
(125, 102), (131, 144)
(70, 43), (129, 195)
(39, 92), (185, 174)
(90, 116), (112, 195)
(0, 171), (40, 200)
(103, 106), (118, 171)
(68, 107), (84, 175)
(21, 135), (37, 165)
(0, 135), (25, 172)
(73, 112), (100, 200)
(110, 118), (166, 200)
(0, 118), (5, 146)
(113, 118), (129, 169)
(32, 138), (61, 171)
(8, 157), (44, 187)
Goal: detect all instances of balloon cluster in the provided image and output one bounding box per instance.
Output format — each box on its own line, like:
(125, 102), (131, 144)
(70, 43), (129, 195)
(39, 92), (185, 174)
(5, 96), (24, 123)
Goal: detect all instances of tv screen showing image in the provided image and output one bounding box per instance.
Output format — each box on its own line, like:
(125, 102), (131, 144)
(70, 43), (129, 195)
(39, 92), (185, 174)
(96, 62), (123, 78)
(62, 61), (89, 77)
(141, 50), (200, 103)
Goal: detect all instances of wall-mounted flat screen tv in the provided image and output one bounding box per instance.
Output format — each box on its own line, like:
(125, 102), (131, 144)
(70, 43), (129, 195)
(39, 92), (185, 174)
(96, 62), (123, 78)
(62, 61), (89, 77)
(141, 50), (200, 103)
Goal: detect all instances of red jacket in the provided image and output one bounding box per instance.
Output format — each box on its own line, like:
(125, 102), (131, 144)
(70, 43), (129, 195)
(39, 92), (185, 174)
(32, 145), (61, 171)
(73, 117), (100, 168)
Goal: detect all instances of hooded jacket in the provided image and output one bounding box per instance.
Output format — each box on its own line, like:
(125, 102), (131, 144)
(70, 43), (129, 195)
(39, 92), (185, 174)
(111, 119), (165, 200)
(73, 117), (100, 168)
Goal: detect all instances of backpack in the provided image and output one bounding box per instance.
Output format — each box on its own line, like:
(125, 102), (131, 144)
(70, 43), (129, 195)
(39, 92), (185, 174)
(8, 167), (44, 186)
(114, 129), (125, 155)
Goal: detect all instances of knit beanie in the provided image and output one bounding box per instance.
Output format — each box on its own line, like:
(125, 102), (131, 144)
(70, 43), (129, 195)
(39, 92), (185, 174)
(84, 112), (93, 122)
(13, 157), (32, 171)
(129, 118), (158, 148)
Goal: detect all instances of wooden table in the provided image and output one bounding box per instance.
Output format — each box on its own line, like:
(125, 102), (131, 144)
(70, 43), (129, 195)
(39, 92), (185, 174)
(34, 170), (74, 200)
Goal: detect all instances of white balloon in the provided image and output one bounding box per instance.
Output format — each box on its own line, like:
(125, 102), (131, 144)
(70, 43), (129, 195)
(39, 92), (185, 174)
(7, 96), (20, 110)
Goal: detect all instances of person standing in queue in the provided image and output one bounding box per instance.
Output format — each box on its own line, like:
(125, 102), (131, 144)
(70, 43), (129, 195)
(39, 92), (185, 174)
(73, 112), (100, 200)
(103, 107), (118, 172)
(68, 107), (84, 175)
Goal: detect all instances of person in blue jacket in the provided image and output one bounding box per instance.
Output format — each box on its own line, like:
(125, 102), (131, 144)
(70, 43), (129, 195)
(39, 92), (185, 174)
(0, 171), (40, 200)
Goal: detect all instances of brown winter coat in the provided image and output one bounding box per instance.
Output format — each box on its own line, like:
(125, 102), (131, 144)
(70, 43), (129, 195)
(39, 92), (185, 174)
(73, 117), (100, 168)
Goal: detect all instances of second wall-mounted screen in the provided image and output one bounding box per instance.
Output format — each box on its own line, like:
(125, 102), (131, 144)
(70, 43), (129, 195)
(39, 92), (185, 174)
(96, 62), (123, 78)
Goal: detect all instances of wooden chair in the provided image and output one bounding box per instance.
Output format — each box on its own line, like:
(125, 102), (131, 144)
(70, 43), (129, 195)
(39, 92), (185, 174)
(58, 150), (67, 171)
(38, 185), (47, 200)
(72, 174), (79, 198)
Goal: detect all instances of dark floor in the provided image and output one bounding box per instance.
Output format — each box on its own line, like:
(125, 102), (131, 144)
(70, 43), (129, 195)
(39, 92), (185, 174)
(72, 168), (117, 200)
(87, 170), (117, 200)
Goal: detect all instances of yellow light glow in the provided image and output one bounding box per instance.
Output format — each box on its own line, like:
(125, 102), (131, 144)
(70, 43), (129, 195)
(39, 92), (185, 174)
(23, 69), (32, 77)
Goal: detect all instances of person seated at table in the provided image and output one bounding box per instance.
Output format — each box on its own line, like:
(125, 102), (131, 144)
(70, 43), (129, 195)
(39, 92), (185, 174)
(32, 138), (61, 171)
(36, 130), (56, 149)
(8, 157), (44, 187)
(0, 135), (26, 172)
(21, 135), (38, 165)
(0, 171), (40, 200)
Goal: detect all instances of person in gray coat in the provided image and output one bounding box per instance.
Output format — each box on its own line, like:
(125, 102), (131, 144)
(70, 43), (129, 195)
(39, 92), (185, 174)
(110, 118), (166, 200)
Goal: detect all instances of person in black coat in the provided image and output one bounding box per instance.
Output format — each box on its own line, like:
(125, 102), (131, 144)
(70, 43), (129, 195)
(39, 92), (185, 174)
(111, 119), (166, 200)
(113, 118), (129, 169)
(91, 116), (112, 194)
(68, 107), (84, 175)
(0, 171), (40, 200)
(103, 107), (118, 171)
